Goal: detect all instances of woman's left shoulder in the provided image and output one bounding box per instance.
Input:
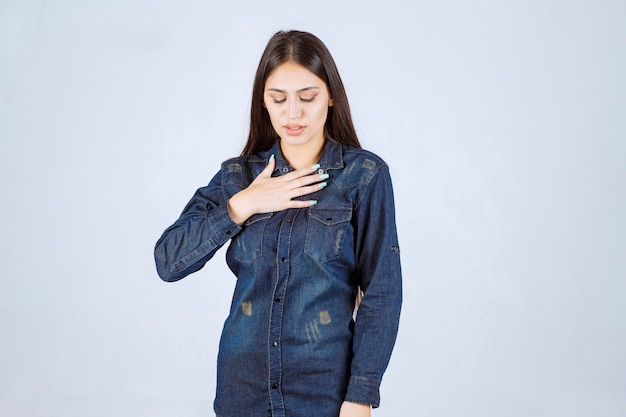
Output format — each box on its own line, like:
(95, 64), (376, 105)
(332, 145), (395, 191)
(342, 145), (389, 181)
(340, 145), (390, 172)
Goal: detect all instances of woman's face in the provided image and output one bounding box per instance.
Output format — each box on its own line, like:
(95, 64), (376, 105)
(264, 61), (333, 155)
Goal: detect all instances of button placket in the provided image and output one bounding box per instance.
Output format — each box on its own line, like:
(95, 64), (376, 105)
(267, 209), (298, 416)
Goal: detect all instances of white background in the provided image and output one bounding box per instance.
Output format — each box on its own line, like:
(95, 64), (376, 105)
(1, 1), (625, 416)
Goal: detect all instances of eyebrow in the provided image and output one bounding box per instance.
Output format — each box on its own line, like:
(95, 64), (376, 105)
(266, 86), (321, 94)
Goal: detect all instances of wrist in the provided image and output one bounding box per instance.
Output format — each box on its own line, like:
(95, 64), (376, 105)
(228, 191), (254, 225)
(339, 401), (371, 417)
(344, 401), (370, 408)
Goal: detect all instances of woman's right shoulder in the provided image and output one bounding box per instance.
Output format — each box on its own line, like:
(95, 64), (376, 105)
(214, 153), (268, 186)
(220, 153), (266, 173)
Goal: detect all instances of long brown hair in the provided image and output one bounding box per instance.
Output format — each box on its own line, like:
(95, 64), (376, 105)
(241, 30), (361, 156)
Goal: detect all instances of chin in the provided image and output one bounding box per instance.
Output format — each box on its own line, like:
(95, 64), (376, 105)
(280, 136), (312, 147)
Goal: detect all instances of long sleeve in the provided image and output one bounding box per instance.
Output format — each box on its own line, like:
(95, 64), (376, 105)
(154, 170), (242, 282)
(344, 165), (402, 408)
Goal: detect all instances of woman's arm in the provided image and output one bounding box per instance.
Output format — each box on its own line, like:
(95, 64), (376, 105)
(339, 401), (371, 417)
(154, 170), (242, 282)
(345, 164), (402, 408)
(154, 157), (328, 282)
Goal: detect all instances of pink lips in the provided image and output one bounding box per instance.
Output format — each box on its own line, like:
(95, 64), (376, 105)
(284, 124), (305, 135)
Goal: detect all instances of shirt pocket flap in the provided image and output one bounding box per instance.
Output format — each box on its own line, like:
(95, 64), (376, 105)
(305, 206), (353, 264)
(308, 206), (352, 226)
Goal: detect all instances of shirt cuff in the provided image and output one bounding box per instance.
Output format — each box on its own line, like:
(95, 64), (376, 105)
(344, 375), (381, 408)
(207, 202), (242, 245)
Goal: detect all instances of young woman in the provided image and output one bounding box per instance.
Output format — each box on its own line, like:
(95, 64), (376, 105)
(155, 30), (402, 417)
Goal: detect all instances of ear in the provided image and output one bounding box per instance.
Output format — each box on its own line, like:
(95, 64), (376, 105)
(329, 97), (334, 107)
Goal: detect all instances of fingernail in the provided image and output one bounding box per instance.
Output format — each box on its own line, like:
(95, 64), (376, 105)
(311, 163), (320, 170)
(269, 154), (275, 163)
(319, 173), (329, 180)
(309, 200), (318, 206)
(318, 182), (327, 188)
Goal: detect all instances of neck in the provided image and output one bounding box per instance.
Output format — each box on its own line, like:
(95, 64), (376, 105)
(281, 140), (325, 169)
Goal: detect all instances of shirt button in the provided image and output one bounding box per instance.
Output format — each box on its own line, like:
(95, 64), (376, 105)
(272, 341), (278, 347)
(274, 297), (281, 303)
(281, 167), (289, 173)
(272, 384), (278, 389)
(281, 257), (286, 262)
(286, 219), (292, 223)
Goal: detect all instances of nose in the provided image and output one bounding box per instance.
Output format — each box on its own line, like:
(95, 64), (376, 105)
(289, 99), (301, 119)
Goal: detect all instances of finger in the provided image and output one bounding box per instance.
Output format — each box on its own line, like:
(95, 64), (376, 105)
(281, 163), (322, 182)
(288, 199), (318, 209)
(257, 154), (275, 178)
(284, 181), (328, 201)
(287, 172), (328, 190)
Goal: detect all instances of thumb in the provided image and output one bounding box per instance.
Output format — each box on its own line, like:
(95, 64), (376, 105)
(259, 154), (275, 178)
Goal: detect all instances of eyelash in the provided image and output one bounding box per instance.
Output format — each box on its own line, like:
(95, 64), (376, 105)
(271, 96), (316, 104)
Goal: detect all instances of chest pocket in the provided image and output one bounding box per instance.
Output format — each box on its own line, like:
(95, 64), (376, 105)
(305, 206), (352, 263)
(228, 212), (272, 264)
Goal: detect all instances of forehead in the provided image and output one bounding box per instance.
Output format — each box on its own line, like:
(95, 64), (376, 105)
(265, 61), (327, 90)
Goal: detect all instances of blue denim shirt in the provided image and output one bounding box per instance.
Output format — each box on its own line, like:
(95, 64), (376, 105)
(155, 139), (402, 417)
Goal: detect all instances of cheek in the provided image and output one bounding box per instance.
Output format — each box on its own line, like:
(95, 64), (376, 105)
(265, 107), (281, 124)
(312, 105), (329, 124)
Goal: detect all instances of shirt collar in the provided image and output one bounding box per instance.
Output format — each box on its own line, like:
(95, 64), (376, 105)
(269, 139), (345, 174)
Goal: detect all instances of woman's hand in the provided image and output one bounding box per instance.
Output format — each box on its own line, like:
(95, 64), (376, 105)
(339, 401), (371, 417)
(228, 155), (328, 224)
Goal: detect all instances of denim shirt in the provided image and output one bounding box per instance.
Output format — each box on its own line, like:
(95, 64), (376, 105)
(154, 139), (402, 417)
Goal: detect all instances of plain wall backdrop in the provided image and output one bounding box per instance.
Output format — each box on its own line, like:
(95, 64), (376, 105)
(1, 1), (625, 416)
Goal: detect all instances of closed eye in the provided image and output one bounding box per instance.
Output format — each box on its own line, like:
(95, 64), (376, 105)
(300, 95), (318, 103)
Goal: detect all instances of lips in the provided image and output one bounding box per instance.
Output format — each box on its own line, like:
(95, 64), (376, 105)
(284, 124), (305, 135)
